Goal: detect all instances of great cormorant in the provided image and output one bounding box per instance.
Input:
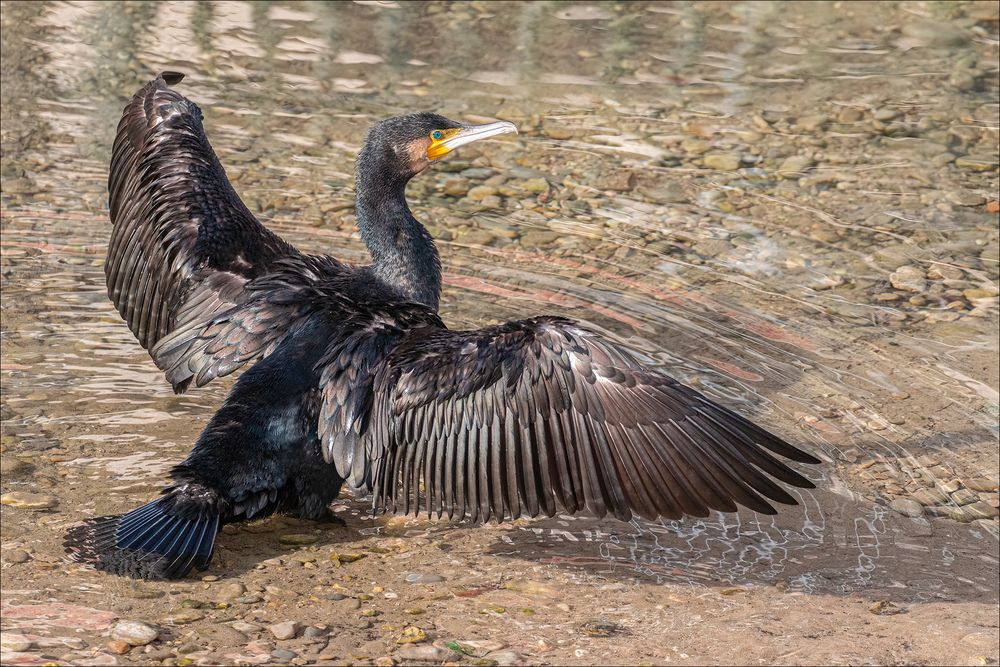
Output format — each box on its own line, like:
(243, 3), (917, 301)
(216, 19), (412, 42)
(64, 73), (820, 580)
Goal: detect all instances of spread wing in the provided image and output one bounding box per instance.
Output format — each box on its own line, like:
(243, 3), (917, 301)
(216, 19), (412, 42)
(336, 317), (820, 523)
(106, 72), (330, 390)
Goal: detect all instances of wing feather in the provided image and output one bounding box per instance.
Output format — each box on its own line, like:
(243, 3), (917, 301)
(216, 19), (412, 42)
(106, 73), (351, 392)
(321, 316), (819, 524)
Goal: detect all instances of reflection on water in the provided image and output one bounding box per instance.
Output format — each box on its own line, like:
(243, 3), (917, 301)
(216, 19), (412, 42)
(1, 0), (997, 600)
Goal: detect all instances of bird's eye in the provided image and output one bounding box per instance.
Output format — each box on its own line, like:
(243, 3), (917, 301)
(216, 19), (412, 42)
(431, 130), (444, 141)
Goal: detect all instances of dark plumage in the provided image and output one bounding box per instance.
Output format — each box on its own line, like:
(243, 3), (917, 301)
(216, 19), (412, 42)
(64, 73), (821, 580)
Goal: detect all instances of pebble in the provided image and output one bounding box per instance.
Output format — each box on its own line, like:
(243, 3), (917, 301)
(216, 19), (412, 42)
(455, 640), (506, 656)
(951, 489), (979, 506)
(398, 644), (462, 662)
(231, 621), (261, 634)
(215, 582), (247, 602)
(487, 650), (526, 666)
(637, 182), (687, 204)
(869, 600), (903, 615)
(1, 633), (34, 651)
(110, 620), (159, 646)
(271, 648), (297, 660)
(910, 488), (949, 506)
(963, 502), (999, 520)
(945, 191), (987, 207)
(5, 549), (31, 564)
(964, 288), (998, 300)
(581, 620), (626, 636)
(939, 478), (963, 493)
(889, 498), (924, 518)
(467, 185), (497, 201)
(161, 609), (205, 625)
(777, 155), (813, 177)
(965, 477), (999, 492)
(888, 265), (926, 292)
(795, 114), (828, 132)
(927, 264), (964, 281)
(0, 491), (58, 509)
(703, 153), (741, 171)
(443, 178), (470, 197)
(954, 154), (998, 171)
(404, 572), (446, 584)
(397, 626), (429, 644)
(268, 621), (300, 640)
(520, 177), (550, 193)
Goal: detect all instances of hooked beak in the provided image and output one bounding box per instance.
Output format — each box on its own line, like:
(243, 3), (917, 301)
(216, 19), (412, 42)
(427, 120), (518, 160)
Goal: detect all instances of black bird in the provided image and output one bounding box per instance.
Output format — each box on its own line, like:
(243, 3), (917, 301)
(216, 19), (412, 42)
(64, 72), (821, 580)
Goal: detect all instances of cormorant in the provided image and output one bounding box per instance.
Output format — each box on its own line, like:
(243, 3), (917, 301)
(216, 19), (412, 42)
(64, 72), (820, 580)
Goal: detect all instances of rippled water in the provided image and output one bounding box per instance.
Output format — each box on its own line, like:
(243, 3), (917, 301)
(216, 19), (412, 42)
(2, 0), (998, 603)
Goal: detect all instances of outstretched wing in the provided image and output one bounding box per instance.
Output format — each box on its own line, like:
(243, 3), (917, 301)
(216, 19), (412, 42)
(106, 72), (314, 390)
(346, 316), (820, 523)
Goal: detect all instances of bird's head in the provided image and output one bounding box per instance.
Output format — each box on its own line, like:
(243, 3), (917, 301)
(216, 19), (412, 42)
(358, 112), (517, 185)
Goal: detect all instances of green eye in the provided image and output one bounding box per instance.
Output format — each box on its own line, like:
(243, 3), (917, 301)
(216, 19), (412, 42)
(431, 130), (444, 140)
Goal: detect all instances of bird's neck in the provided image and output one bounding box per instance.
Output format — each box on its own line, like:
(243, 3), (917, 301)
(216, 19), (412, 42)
(355, 179), (441, 311)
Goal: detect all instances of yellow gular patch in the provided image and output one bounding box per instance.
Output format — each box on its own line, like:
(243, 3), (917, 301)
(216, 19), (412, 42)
(426, 128), (460, 160)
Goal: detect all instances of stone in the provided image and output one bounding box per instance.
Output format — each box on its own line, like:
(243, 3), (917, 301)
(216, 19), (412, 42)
(397, 626), (429, 644)
(109, 620), (159, 646)
(873, 108), (901, 121)
(964, 502), (999, 520)
(520, 178), (550, 194)
(945, 191), (987, 207)
(161, 609), (205, 625)
(595, 170), (636, 191)
(889, 498), (924, 518)
(268, 621), (300, 640)
(215, 582), (247, 602)
(443, 178), (470, 196)
(1, 633), (34, 652)
(467, 185), (497, 201)
(955, 155), (998, 171)
(637, 182), (687, 204)
(951, 489), (980, 506)
(965, 477), (999, 492)
(964, 288), (998, 300)
(271, 648), (297, 660)
(777, 155), (813, 177)
(910, 488), (949, 506)
(455, 640), (505, 656)
(0, 491), (58, 509)
(927, 264), (964, 281)
(869, 600), (903, 615)
(939, 478), (963, 493)
(231, 621), (261, 634)
(703, 153), (741, 171)
(889, 265), (926, 292)
(404, 572), (445, 584)
(5, 549), (31, 564)
(399, 645), (462, 662)
(488, 650), (527, 666)
(795, 114), (828, 131)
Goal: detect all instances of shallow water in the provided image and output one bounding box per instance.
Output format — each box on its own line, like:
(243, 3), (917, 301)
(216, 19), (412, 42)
(1, 0), (998, 655)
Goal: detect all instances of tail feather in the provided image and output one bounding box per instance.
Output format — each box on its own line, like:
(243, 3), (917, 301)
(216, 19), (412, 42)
(64, 499), (220, 580)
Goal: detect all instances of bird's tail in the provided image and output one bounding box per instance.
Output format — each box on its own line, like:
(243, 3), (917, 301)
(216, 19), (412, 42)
(64, 495), (220, 580)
